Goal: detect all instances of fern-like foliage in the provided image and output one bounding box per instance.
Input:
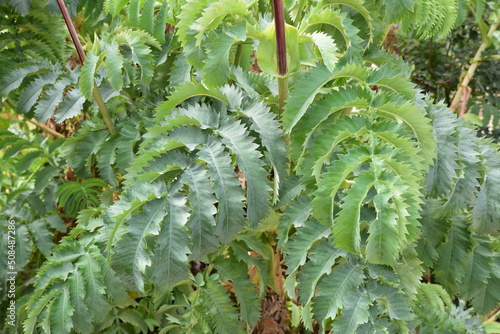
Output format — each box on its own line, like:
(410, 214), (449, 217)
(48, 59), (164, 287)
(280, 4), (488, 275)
(3, 1), (499, 333)
(416, 98), (500, 313)
(0, 129), (67, 302)
(106, 83), (285, 293)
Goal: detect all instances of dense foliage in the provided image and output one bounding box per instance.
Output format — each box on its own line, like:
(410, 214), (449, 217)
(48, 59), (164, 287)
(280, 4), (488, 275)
(0, 0), (499, 333)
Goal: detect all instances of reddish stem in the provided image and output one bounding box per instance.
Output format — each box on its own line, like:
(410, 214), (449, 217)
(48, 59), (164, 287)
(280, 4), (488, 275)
(273, 0), (287, 76)
(56, 0), (86, 63)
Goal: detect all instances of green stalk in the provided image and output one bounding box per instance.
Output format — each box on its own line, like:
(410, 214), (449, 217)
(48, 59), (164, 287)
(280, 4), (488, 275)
(278, 77), (288, 112)
(56, 0), (116, 134)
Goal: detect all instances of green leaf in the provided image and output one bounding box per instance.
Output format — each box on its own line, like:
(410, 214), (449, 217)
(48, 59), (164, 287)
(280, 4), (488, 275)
(460, 237), (495, 301)
(383, 0), (415, 23)
(23, 288), (60, 334)
(331, 289), (371, 333)
(29, 220), (53, 256)
(8, 0), (30, 15)
(193, 0), (251, 45)
(112, 198), (168, 291)
(314, 262), (365, 323)
(104, 0), (129, 16)
(15, 225), (33, 271)
(68, 271), (93, 334)
(16, 150), (43, 173)
(77, 248), (111, 322)
(217, 119), (271, 228)
(333, 172), (376, 255)
(34, 76), (71, 123)
(0, 63), (47, 96)
(434, 215), (472, 293)
(307, 32), (338, 72)
(284, 219), (330, 275)
(197, 140), (246, 243)
(365, 182), (401, 265)
(472, 166), (500, 235)
(416, 199), (449, 269)
(202, 274), (244, 333)
(368, 281), (414, 321)
(212, 255), (261, 326)
(156, 82), (229, 119)
(139, 0), (155, 35)
(79, 52), (99, 99)
(97, 136), (119, 185)
(203, 23), (246, 87)
(235, 95), (288, 189)
(471, 254), (500, 314)
(153, 2), (168, 43)
(296, 241), (343, 305)
(151, 187), (191, 291)
(55, 88), (85, 123)
(49, 285), (74, 334)
(17, 71), (60, 114)
(182, 163), (220, 259)
(282, 64), (332, 132)
(104, 41), (124, 91)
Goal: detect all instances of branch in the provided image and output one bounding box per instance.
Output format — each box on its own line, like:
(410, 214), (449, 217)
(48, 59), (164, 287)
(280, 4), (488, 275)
(27, 119), (65, 138)
(449, 20), (499, 115)
(56, 0), (116, 134)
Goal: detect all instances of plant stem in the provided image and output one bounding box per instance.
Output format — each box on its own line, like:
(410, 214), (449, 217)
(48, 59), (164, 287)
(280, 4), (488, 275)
(27, 118), (65, 138)
(273, 0), (288, 114)
(449, 20), (499, 115)
(56, 0), (116, 134)
(278, 77), (288, 113)
(234, 43), (243, 66)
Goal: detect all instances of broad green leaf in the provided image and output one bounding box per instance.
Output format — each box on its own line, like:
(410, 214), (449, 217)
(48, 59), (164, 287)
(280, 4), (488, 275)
(34, 76), (71, 123)
(29, 220), (53, 256)
(383, 0), (415, 23)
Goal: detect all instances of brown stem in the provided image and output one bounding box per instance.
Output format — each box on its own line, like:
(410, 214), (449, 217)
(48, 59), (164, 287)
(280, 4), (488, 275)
(56, 0), (116, 134)
(273, 0), (287, 76)
(27, 119), (65, 138)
